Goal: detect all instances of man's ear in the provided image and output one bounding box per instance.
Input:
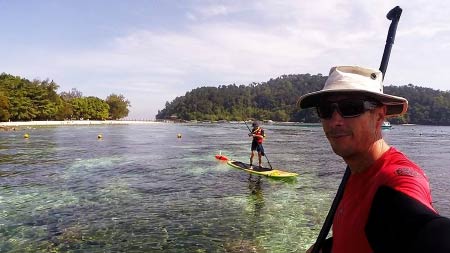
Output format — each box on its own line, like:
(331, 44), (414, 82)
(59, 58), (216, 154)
(375, 105), (387, 126)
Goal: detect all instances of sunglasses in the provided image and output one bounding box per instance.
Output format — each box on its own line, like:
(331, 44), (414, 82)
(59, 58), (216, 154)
(316, 99), (380, 119)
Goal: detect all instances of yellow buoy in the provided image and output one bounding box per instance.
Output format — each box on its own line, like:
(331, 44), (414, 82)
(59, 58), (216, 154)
(97, 134), (103, 139)
(177, 133), (182, 138)
(23, 133), (30, 139)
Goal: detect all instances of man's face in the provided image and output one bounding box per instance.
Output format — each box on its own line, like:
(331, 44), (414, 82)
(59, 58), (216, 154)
(318, 94), (383, 159)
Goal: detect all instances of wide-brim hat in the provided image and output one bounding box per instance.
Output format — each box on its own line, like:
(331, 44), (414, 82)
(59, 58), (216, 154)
(298, 66), (408, 116)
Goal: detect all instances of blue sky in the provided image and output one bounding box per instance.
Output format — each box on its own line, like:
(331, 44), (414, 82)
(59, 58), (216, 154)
(1, 0), (449, 119)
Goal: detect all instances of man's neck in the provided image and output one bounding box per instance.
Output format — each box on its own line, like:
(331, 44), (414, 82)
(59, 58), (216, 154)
(344, 139), (390, 174)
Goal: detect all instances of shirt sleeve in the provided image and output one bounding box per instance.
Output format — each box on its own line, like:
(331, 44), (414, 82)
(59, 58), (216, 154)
(366, 186), (450, 253)
(382, 158), (434, 211)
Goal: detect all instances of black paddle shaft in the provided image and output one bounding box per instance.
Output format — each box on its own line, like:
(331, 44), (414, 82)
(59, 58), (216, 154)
(244, 121), (273, 169)
(380, 6), (402, 80)
(310, 6), (402, 253)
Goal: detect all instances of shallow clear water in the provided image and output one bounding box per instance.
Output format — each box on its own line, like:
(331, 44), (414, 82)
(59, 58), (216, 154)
(0, 123), (449, 252)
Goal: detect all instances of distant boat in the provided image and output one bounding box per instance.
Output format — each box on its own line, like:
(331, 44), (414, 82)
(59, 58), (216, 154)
(382, 121), (392, 130)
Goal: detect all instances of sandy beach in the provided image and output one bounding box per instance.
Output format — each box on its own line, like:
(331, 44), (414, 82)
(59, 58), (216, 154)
(0, 120), (161, 128)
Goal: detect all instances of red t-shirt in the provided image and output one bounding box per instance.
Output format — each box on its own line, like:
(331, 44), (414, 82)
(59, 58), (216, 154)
(332, 147), (435, 253)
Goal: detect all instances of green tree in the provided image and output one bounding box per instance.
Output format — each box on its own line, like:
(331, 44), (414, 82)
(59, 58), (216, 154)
(0, 92), (10, 121)
(105, 94), (130, 119)
(31, 79), (62, 120)
(1, 73), (131, 122)
(70, 97), (89, 119)
(8, 91), (37, 121)
(70, 97), (109, 120)
(86, 96), (110, 120)
(55, 101), (74, 120)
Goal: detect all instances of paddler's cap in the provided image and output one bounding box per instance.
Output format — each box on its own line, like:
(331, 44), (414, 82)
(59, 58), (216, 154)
(252, 121), (259, 127)
(297, 66), (408, 116)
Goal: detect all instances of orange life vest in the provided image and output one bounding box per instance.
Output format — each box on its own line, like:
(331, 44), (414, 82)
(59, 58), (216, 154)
(252, 127), (265, 144)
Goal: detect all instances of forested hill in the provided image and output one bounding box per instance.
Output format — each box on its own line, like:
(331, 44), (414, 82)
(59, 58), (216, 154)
(156, 73), (450, 125)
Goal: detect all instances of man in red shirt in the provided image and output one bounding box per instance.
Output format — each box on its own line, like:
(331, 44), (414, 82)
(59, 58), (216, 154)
(299, 66), (450, 253)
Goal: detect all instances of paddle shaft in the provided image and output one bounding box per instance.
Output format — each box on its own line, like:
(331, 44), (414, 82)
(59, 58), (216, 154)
(380, 6), (402, 80)
(311, 166), (350, 252)
(244, 121), (273, 169)
(310, 6), (402, 253)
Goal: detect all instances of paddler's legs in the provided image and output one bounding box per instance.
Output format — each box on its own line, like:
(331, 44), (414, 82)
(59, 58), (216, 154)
(250, 141), (258, 169)
(250, 150), (255, 167)
(257, 152), (262, 167)
(256, 144), (264, 167)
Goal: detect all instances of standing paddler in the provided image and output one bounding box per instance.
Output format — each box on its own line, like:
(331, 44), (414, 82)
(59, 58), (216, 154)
(248, 121), (266, 170)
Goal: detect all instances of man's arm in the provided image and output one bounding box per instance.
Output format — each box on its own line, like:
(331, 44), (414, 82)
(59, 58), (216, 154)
(366, 186), (450, 253)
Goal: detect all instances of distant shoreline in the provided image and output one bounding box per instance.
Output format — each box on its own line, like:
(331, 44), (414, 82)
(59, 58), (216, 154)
(0, 120), (161, 128)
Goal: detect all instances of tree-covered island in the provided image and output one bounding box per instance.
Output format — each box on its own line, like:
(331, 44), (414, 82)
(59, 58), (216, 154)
(0, 73), (130, 121)
(157, 73), (450, 125)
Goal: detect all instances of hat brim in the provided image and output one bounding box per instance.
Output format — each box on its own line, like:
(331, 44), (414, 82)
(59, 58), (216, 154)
(298, 89), (408, 117)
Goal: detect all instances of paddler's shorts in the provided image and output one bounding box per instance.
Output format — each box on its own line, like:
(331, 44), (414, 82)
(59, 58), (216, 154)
(251, 141), (265, 155)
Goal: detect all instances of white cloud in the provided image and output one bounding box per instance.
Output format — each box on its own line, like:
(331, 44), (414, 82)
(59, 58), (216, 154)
(2, 0), (450, 119)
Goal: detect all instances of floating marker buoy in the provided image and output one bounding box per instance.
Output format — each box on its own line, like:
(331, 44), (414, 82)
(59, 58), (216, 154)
(177, 133), (182, 138)
(98, 134), (103, 139)
(23, 133), (29, 139)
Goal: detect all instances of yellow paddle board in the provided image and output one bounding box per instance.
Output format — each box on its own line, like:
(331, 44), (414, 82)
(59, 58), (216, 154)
(226, 160), (298, 178)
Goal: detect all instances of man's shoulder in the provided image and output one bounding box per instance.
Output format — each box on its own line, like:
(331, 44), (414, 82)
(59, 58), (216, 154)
(376, 147), (429, 192)
(382, 148), (424, 176)
(377, 148), (432, 209)
(380, 160), (427, 183)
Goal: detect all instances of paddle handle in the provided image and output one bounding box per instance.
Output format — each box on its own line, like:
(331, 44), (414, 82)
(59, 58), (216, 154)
(379, 6), (402, 79)
(244, 121), (252, 133)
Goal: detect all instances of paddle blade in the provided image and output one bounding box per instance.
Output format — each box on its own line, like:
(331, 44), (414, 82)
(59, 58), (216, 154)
(215, 154), (229, 161)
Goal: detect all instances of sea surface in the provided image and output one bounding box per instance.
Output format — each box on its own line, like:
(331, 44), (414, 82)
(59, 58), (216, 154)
(1, 123), (449, 252)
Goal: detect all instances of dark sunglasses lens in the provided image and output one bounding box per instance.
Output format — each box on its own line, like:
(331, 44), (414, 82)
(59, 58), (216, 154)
(317, 100), (367, 119)
(338, 100), (365, 117)
(317, 104), (334, 119)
